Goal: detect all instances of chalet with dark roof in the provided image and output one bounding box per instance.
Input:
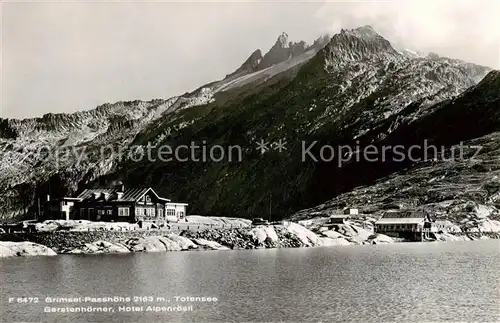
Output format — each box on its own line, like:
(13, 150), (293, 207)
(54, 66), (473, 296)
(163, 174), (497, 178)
(43, 182), (187, 223)
(375, 210), (431, 232)
(375, 210), (432, 240)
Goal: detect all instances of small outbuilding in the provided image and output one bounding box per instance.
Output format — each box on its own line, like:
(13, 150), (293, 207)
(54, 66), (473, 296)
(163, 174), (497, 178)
(327, 214), (349, 224)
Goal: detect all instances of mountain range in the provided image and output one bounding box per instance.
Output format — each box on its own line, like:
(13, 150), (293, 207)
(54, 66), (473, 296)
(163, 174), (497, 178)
(0, 25), (498, 223)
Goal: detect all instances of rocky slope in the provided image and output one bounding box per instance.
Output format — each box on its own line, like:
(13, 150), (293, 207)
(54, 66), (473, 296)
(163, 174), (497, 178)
(0, 220), (393, 257)
(0, 26), (495, 223)
(3, 218), (497, 257)
(0, 99), (182, 219)
(101, 26), (493, 219)
(290, 71), (500, 227)
(0, 33), (327, 220)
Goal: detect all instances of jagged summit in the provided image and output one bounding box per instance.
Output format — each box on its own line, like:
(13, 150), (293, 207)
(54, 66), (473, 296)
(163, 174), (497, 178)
(259, 32), (301, 69)
(324, 25), (400, 68)
(226, 32), (330, 78)
(308, 34), (331, 50)
(276, 32), (289, 48)
(427, 52), (440, 60)
(224, 49), (263, 80)
(1, 25), (496, 221)
(346, 25), (381, 39)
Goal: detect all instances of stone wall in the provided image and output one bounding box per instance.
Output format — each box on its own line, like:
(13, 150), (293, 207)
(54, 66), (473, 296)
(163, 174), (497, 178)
(0, 225), (307, 252)
(0, 230), (168, 251)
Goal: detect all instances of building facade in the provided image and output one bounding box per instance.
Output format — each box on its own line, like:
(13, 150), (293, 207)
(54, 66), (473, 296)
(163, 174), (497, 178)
(431, 219), (461, 233)
(44, 197), (82, 221)
(43, 184), (187, 223)
(343, 208), (359, 215)
(375, 210), (432, 240)
(327, 214), (349, 225)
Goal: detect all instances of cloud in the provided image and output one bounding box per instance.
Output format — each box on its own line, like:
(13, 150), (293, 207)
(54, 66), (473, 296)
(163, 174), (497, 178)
(315, 0), (499, 68)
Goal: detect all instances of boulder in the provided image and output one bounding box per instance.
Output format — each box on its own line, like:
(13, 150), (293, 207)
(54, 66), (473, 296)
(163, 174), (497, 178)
(191, 238), (230, 250)
(368, 234), (395, 244)
(166, 234), (198, 250)
(321, 230), (348, 239)
(248, 226), (279, 244)
(0, 244), (18, 257)
(0, 241), (57, 257)
(319, 237), (352, 246)
(68, 240), (130, 254)
(283, 222), (324, 246)
(478, 219), (500, 232)
(126, 236), (182, 252)
(337, 224), (373, 243)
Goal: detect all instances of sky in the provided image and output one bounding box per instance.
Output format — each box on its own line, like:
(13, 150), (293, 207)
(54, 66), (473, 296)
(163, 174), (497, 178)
(1, 0), (499, 119)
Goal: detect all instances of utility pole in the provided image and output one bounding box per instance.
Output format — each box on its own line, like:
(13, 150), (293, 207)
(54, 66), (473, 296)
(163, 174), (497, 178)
(269, 194), (272, 222)
(37, 198), (41, 221)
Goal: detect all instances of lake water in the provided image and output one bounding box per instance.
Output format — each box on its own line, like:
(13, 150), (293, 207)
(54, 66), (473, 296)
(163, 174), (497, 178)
(1, 240), (499, 322)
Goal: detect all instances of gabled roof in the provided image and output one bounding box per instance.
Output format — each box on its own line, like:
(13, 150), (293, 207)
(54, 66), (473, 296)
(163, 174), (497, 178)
(76, 187), (171, 203)
(376, 218), (425, 224)
(375, 210), (429, 224)
(49, 197), (82, 202)
(329, 214), (349, 218)
(382, 210), (426, 218)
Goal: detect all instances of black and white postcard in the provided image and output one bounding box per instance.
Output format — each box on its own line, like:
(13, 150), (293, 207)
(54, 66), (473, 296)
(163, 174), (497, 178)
(1, 1), (499, 322)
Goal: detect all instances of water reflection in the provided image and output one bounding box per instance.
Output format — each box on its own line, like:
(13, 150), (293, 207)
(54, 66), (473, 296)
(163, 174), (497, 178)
(1, 240), (499, 322)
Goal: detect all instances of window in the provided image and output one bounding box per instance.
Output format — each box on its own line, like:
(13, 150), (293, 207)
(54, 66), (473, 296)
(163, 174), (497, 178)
(118, 207), (130, 217)
(158, 209), (164, 217)
(178, 211), (185, 219)
(143, 208), (147, 216)
(97, 209), (103, 215)
(166, 209), (175, 216)
(107, 209), (113, 215)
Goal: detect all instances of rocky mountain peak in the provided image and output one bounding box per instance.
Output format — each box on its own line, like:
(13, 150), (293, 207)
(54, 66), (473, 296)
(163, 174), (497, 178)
(224, 49), (263, 80)
(246, 49), (263, 66)
(276, 32), (289, 48)
(325, 26), (401, 68)
(258, 32), (309, 70)
(427, 52), (440, 60)
(335, 25), (395, 51)
(1, 24), (497, 223)
(309, 35), (331, 50)
(225, 33), (330, 81)
(348, 25), (380, 39)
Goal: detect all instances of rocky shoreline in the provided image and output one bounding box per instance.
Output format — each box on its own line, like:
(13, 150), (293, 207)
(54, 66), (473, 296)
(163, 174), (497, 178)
(2, 219), (498, 258)
(0, 221), (386, 257)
